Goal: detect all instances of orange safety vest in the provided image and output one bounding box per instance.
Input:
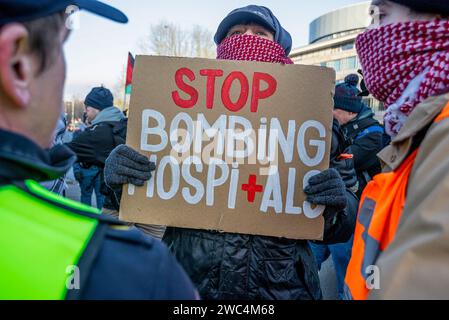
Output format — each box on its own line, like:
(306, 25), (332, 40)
(344, 101), (449, 300)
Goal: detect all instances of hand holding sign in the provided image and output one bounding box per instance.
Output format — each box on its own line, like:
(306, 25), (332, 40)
(105, 145), (156, 187)
(304, 169), (347, 210)
(120, 56), (335, 240)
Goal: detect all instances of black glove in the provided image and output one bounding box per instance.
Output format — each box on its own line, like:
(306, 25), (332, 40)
(304, 168), (350, 242)
(304, 168), (347, 211)
(104, 145), (156, 188)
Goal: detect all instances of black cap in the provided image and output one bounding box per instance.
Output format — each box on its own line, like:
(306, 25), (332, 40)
(389, 0), (449, 15)
(85, 86), (114, 111)
(0, 0), (128, 25)
(334, 75), (365, 114)
(214, 5), (292, 55)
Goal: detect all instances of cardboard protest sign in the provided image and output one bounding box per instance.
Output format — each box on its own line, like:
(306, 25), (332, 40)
(120, 56), (335, 240)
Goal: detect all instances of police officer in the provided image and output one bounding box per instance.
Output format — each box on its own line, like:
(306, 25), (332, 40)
(0, 0), (196, 300)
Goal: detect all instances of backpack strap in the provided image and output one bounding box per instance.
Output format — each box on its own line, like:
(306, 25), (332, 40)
(354, 125), (385, 142)
(346, 117), (381, 140)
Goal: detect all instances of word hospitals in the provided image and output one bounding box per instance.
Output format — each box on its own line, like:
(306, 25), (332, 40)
(129, 108), (328, 218)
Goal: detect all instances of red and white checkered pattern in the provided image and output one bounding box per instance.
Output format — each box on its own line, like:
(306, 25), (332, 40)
(217, 34), (293, 65)
(356, 20), (449, 135)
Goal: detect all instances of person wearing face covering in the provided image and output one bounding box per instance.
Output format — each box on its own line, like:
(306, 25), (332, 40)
(344, 0), (449, 300)
(104, 5), (358, 300)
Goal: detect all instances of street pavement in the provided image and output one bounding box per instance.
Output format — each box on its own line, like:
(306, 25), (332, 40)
(319, 257), (338, 300)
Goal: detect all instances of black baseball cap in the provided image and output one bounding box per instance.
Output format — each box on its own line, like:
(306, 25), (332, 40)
(0, 0), (128, 25)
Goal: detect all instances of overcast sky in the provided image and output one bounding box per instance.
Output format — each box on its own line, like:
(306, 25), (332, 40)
(64, 0), (365, 100)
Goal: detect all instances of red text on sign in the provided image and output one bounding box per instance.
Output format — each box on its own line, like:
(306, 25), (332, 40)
(171, 68), (277, 113)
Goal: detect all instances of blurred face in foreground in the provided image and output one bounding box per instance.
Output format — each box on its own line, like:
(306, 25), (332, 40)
(370, 0), (442, 28)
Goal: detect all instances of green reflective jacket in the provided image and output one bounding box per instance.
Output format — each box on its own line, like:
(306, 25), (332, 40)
(0, 180), (118, 300)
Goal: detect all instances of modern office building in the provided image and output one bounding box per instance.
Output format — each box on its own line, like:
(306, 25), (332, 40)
(290, 2), (385, 115)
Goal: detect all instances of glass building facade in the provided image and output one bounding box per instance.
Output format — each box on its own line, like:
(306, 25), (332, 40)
(290, 2), (385, 118)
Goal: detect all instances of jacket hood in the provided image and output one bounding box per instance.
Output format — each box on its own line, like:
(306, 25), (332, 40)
(91, 106), (125, 125)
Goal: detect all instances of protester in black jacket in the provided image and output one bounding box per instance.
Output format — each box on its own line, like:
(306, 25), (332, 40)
(67, 87), (126, 210)
(69, 88), (168, 239)
(104, 5), (358, 300)
(333, 74), (388, 197)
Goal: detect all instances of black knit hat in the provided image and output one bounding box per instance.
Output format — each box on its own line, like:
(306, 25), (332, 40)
(334, 74), (365, 114)
(84, 87), (113, 111)
(390, 0), (449, 15)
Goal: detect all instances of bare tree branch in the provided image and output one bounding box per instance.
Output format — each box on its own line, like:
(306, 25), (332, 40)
(139, 20), (215, 58)
(114, 20), (216, 110)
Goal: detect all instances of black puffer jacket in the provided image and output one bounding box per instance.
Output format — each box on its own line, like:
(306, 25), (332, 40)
(67, 120), (127, 168)
(162, 120), (358, 300)
(164, 228), (320, 300)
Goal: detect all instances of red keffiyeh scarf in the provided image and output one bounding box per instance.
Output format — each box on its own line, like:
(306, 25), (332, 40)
(356, 20), (449, 136)
(217, 34), (293, 65)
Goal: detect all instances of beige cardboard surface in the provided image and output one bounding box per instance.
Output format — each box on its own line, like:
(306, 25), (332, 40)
(120, 55), (335, 240)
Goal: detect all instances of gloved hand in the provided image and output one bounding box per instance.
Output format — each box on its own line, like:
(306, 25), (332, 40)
(104, 145), (156, 188)
(304, 168), (347, 211)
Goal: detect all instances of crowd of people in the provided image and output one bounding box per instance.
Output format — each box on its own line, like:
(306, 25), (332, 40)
(0, 0), (449, 300)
